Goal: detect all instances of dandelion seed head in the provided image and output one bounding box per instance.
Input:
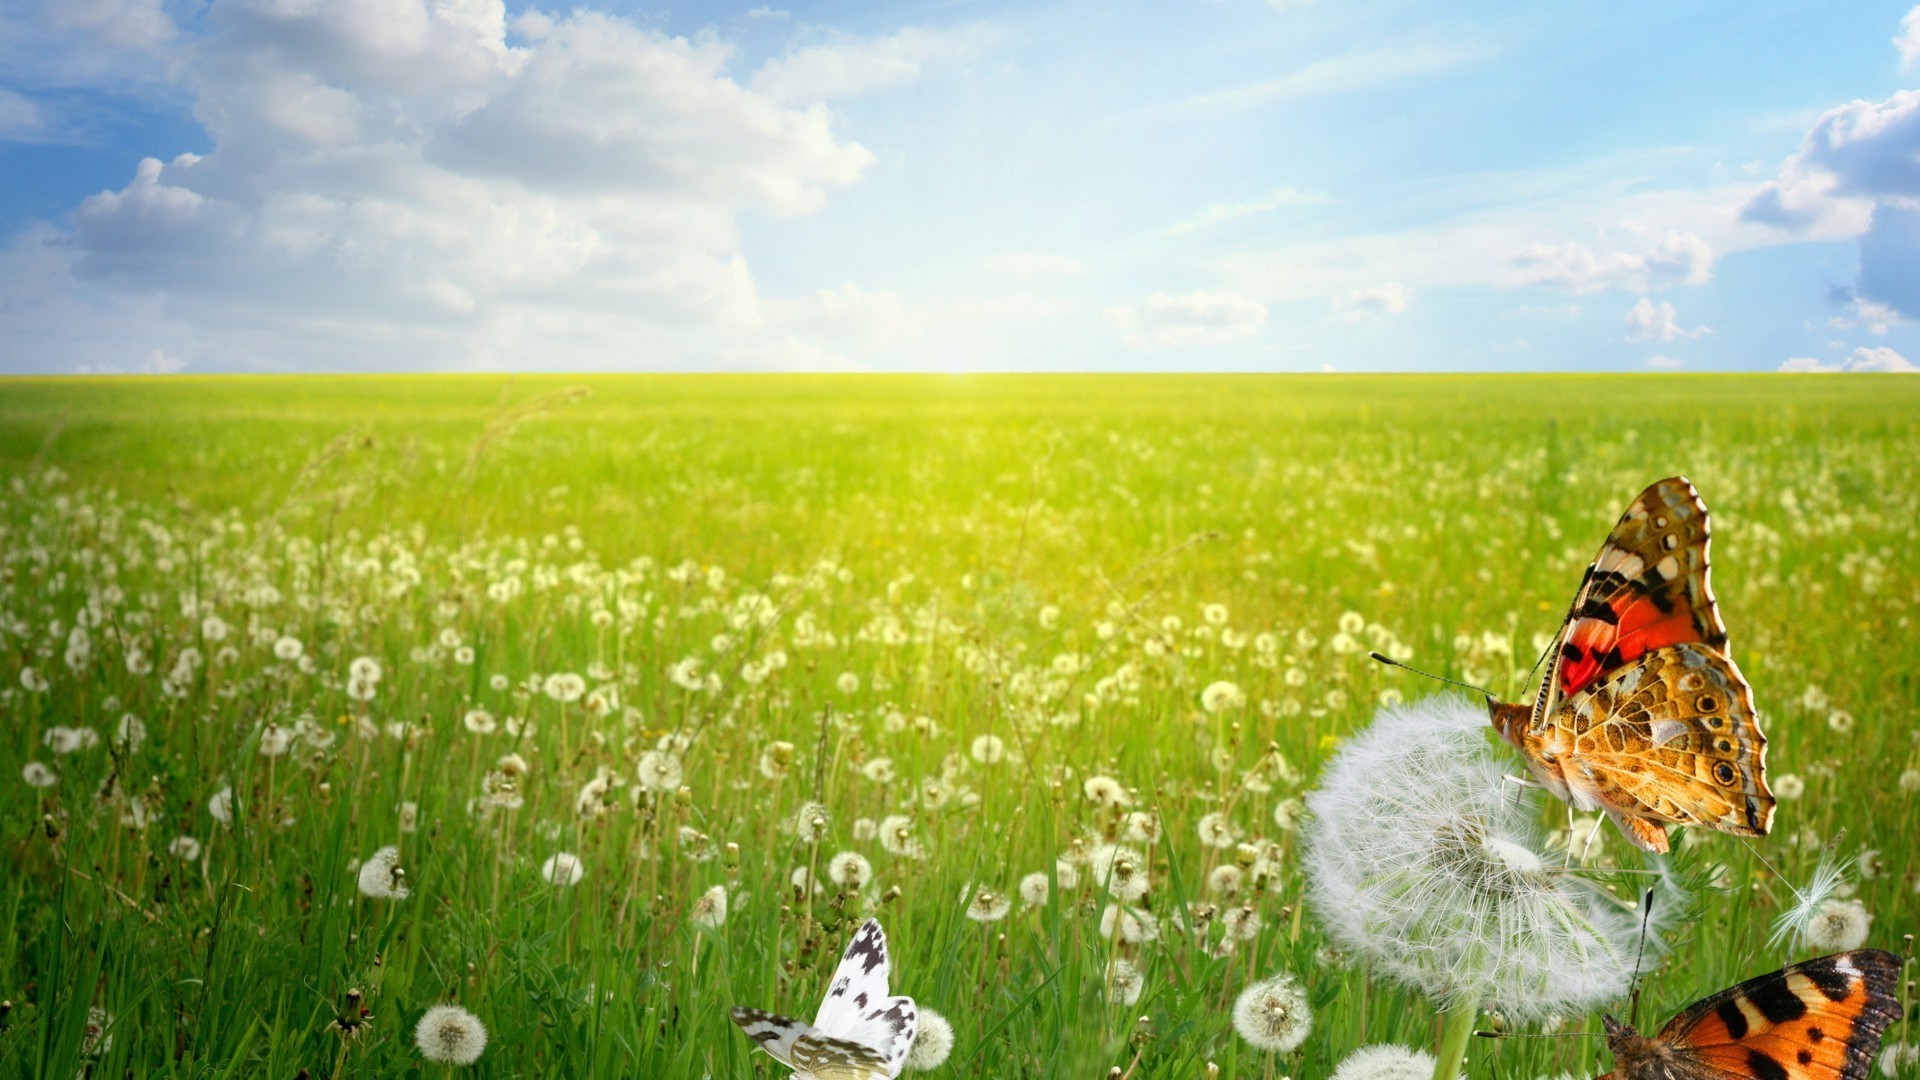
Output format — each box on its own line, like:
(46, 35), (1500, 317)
(970, 734), (1006, 764)
(1083, 775), (1131, 807)
(1106, 957), (1145, 1005)
(541, 851), (585, 887)
(1774, 773), (1806, 800)
(905, 1007), (954, 1070)
(357, 845), (410, 899)
(1018, 871), (1049, 906)
(636, 750), (682, 792)
(1805, 898), (1872, 951)
(1771, 848), (1853, 949)
(414, 1003), (487, 1065)
(1090, 844), (1150, 901)
(1303, 696), (1667, 1020)
(1330, 1044), (1436, 1080)
(794, 800), (830, 844)
(689, 884), (728, 928)
(462, 708), (495, 735)
(208, 785), (233, 824)
(1099, 903), (1158, 943)
(22, 761), (57, 788)
(1201, 680), (1247, 713)
(1197, 811), (1241, 848)
(964, 885), (1011, 922)
(829, 850), (873, 890)
(1232, 972), (1312, 1053)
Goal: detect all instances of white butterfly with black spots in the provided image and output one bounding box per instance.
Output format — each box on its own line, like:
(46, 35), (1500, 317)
(731, 918), (918, 1079)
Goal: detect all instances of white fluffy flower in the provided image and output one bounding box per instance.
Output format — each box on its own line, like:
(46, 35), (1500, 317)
(1201, 680), (1247, 713)
(636, 750), (682, 792)
(1805, 898), (1873, 951)
(1018, 871), (1050, 907)
(906, 1006), (954, 1070)
(357, 845), (410, 899)
(1232, 972), (1312, 1052)
(541, 851), (586, 887)
(1303, 696), (1668, 1020)
(414, 1003), (487, 1065)
(1331, 1044), (1437, 1080)
(689, 884), (728, 929)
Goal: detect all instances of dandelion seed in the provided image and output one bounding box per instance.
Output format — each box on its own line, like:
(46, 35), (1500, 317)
(1805, 898), (1872, 950)
(1201, 680), (1247, 713)
(1083, 775), (1131, 807)
(488, 673), (509, 692)
(1826, 709), (1855, 734)
(1223, 905), (1263, 941)
(1106, 957), (1145, 1005)
(349, 656), (383, 683)
(462, 708), (495, 735)
(169, 835), (202, 861)
(1197, 811), (1241, 848)
(861, 757), (896, 784)
(258, 722), (293, 757)
(357, 845), (410, 900)
(414, 1003), (487, 1065)
(689, 884), (728, 928)
(541, 851), (585, 887)
(878, 814), (925, 859)
(964, 885), (1012, 922)
(1272, 798), (1302, 831)
(836, 672), (860, 694)
(794, 801), (830, 843)
(273, 636), (303, 661)
(1090, 844), (1150, 901)
(1303, 696), (1666, 1020)
(1330, 1044), (1436, 1080)
(1054, 858), (1081, 891)
(970, 734), (1006, 764)
(906, 1007), (954, 1070)
(829, 851), (873, 890)
(346, 676), (378, 702)
(1209, 865), (1244, 897)
(208, 786), (234, 824)
(21, 761), (57, 788)
(1232, 972), (1312, 1053)
(1774, 773), (1806, 800)
(636, 750), (682, 792)
(1018, 871), (1049, 907)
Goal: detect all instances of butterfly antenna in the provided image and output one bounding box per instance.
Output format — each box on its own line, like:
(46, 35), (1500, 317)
(1474, 1030), (1604, 1040)
(1628, 886), (1656, 1029)
(1368, 652), (1497, 699)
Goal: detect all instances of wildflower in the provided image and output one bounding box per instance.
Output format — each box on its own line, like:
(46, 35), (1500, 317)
(906, 1007), (954, 1070)
(22, 761), (57, 788)
(357, 845), (409, 899)
(169, 835), (202, 860)
(541, 852), (586, 887)
(1805, 899), (1873, 950)
(970, 734), (1006, 764)
(1106, 957), (1145, 1005)
(794, 801), (830, 844)
(689, 884), (728, 929)
(1018, 871), (1049, 907)
(964, 886), (1011, 922)
(414, 1003), (487, 1065)
(829, 851), (873, 890)
(636, 750), (682, 792)
(1232, 972), (1312, 1053)
(1197, 812), (1240, 848)
(462, 708), (495, 734)
(1303, 697), (1664, 1020)
(1331, 1044), (1436, 1080)
(1201, 681), (1246, 713)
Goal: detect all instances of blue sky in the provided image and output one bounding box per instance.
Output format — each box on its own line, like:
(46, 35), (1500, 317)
(2, 0), (1918, 373)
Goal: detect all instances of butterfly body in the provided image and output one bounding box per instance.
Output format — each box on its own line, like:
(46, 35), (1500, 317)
(1595, 950), (1902, 1080)
(1492, 477), (1774, 853)
(731, 919), (917, 1080)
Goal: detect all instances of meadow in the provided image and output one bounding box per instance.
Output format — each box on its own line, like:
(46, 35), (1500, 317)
(0, 373), (1915, 1079)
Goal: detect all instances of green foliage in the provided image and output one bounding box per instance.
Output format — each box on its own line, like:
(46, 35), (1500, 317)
(0, 374), (1915, 1078)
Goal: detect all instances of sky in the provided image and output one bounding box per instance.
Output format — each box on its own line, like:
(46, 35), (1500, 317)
(2, 0), (1919, 374)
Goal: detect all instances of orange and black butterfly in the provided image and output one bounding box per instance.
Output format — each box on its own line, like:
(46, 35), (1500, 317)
(1597, 949), (1902, 1079)
(1488, 476), (1774, 853)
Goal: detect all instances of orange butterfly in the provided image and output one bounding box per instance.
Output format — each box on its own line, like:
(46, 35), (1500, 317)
(1598, 949), (1902, 1079)
(1488, 477), (1774, 853)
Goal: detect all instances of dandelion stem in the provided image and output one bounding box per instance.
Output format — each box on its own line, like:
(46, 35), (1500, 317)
(1431, 1001), (1478, 1080)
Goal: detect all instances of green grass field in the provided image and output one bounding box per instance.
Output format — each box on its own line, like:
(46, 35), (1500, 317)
(1, 374), (1916, 1079)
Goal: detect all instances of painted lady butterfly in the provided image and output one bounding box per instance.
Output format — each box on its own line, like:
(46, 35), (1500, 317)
(1488, 477), (1774, 853)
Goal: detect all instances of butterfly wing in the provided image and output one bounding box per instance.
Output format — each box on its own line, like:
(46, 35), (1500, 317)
(731, 1006), (815, 1068)
(812, 919), (917, 1078)
(1532, 477), (1727, 734)
(790, 1031), (903, 1079)
(1552, 641), (1772, 851)
(1654, 950), (1902, 1080)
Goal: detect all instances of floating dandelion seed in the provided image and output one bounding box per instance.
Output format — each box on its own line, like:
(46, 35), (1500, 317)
(1770, 847), (1853, 949)
(689, 884), (728, 928)
(414, 1003), (487, 1065)
(906, 1006), (954, 1070)
(1303, 696), (1666, 1022)
(1805, 898), (1873, 950)
(1330, 1044), (1436, 1080)
(357, 845), (409, 899)
(1232, 972), (1312, 1053)
(541, 851), (585, 887)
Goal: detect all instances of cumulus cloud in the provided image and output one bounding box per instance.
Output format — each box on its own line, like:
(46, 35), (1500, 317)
(1899, 6), (1920, 69)
(1507, 231), (1714, 294)
(1105, 290), (1267, 349)
(2, 0), (941, 370)
(1330, 281), (1410, 320)
(1743, 74), (1920, 316)
(749, 24), (990, 105)
(1779, 347), (1917, 372)
(1624, 298), (1707, 342)
(44, 0), (176, 50)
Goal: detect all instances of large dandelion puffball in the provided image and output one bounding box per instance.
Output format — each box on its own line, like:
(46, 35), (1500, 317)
(1330, 1043), (1437, 1080)
(414, 1003), (487, 1065)
(1303, 696), (1666, 1020)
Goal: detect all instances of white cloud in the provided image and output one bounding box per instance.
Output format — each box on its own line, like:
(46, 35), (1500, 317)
(1778, 346), (1917, 372)
(1330, 281), (1410, 320)
(0, 89), (50, 142)
(750, 25), (990, 105)
(1623, 298), (1707, 342)
(1105, 290), (1267, 348)
(1508, 231), (1714, 294)
(1166, 186), (1327, 235)
(1161, 42), (1490, 113)
(983, 252), (1087, 278)
(784, 282), (922, 348)
(44, 0), (175, 50)
(1898, 6), (1920, 69)
(1644, 354), (1683, 370)
(4, 0), (913, 371)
